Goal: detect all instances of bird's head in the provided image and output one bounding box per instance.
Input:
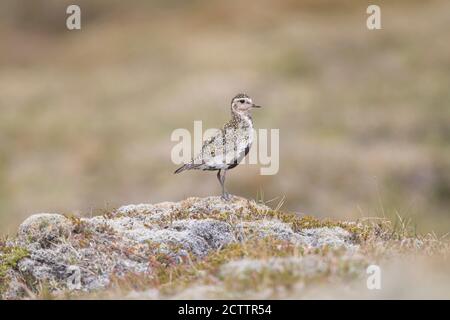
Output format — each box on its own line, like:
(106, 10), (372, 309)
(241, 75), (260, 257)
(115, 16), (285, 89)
(230, 93), (261, 115)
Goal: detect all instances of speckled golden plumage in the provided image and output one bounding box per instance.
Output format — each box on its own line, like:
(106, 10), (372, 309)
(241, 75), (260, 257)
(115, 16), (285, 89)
(175, 93), (261, 200)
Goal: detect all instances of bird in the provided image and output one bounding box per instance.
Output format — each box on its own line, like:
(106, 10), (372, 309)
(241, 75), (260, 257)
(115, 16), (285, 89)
(174, 93), (262, 201)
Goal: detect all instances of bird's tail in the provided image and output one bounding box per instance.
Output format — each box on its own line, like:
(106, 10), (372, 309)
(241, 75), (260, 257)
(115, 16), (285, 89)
(174, 164), (192, 174)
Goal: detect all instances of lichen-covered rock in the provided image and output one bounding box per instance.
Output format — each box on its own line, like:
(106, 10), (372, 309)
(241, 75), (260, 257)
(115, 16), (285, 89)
(17, 214), (72, 248)
(237, 219), (298, 242)
(170, 219), (235, 250)
(297, 227), (357, 250)
(1, 196), (363, 299)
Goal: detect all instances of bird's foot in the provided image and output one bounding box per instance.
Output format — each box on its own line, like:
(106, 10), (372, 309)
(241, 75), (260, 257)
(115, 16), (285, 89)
(221, 192), (232, 201)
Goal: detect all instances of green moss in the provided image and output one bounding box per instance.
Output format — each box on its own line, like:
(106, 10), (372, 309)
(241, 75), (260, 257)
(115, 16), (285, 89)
(0, 245), (29, 295)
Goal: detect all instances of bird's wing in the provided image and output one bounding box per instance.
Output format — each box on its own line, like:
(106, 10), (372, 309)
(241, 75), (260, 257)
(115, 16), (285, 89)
(190, 125), (250, 168)
(191, 129), (226, 166)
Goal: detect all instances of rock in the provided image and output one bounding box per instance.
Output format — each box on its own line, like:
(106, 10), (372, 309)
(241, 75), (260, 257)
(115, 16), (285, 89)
(1, 196), (362, 299)
(171, 219), (235, 250)
(237, 219), (299, 242)
(297, 227), (357, 250)
(17, 214), (72, 248)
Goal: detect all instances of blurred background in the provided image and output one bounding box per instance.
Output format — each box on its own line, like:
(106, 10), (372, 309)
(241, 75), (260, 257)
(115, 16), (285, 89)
(0, 0), (449, 235)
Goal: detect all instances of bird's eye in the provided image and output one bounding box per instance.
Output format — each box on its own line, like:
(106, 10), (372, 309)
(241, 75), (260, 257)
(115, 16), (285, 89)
(239, 99), (245, 103)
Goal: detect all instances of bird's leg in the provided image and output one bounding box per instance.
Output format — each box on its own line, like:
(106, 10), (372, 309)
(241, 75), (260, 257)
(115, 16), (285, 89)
(218, 169), (230, 201)
(217, 170), (222, 190)
(217, 170), (224, 199)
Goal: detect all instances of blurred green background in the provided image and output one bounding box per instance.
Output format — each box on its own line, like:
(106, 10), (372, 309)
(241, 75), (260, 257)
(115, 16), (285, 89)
(0, 0), (449, 234)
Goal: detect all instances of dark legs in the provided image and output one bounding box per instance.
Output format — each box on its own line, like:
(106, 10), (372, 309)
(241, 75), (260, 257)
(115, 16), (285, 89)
(217, 169), (230, 201)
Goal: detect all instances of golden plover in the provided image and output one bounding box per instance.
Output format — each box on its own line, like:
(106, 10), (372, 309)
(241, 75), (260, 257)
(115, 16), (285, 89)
(174, 93), (261, 200)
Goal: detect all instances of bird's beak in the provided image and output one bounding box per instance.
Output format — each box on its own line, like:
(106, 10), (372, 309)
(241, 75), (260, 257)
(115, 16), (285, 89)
(252, 104), (262, 108)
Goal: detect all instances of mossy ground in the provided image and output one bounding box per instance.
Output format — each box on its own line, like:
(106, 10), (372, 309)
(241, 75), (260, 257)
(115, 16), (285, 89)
(2, 205), (448, 300)
(0, 238), (29, 295)
(48, 210), (450, 299)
